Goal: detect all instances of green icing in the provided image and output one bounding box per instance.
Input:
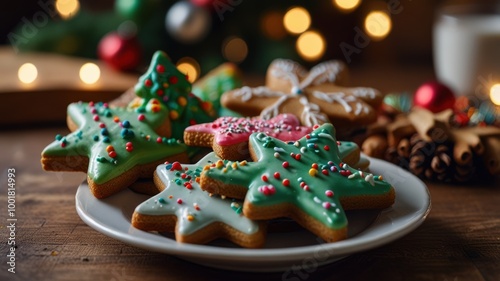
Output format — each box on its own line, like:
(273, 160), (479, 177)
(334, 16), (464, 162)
(134, 51), (217, 139)
(203, 123), (392, 230)
(42, 100), (187, 184)
(135, 153), (259, 236)
(192, 64), (242, 117)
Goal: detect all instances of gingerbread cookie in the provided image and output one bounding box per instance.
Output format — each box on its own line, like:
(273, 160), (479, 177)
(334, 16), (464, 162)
(184, 114), (312, 160)
(132, 153), (266, 248)
(133, 51), (217, 140)
(221, 59), (383, 138)
(192, 62), (243, 117)
(200, 123), (395, 243)
(41, 99), (189, 198)
(128, 139), (367, 196)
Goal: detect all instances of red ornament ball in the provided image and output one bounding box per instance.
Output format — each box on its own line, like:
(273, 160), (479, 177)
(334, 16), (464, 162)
(190, 0), (214, 7)
(98, 32), (141, 71)
(413, 81), (456, 113)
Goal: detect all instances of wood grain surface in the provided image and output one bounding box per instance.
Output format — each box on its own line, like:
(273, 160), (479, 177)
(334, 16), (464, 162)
(0, 61), (499, 281)
(1, 124), (499, 281)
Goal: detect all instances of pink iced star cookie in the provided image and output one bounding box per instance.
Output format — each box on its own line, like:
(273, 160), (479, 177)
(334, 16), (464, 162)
(183, 114), (312, 160)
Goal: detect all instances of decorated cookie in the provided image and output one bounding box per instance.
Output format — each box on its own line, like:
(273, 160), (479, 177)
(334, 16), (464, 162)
(132, 153), (266, 248)
(192, 62), (243, 117)
(221, 59), (383, 138)
(184, 114), (312, 160)
(41, 99), (189, 198)
(128, 139), (367, 196)
(200, 123), (395, 243)
(134, 51), (217, 140)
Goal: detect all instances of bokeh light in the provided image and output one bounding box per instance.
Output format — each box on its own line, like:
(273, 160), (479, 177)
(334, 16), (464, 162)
(176, 57), (200, 83)
(296, 31), (326, 61)
(364, 11), (392, 40)
(283, 7), (311, 35)
(333, 0), (361, 12)
(79, 63), (100, 85)
(222, 37), (248, 63)
(18, 63), (38, 84)
(56, 0), (80, 20)
(490, 84), (500, 106)
(261, 11), (287, 40)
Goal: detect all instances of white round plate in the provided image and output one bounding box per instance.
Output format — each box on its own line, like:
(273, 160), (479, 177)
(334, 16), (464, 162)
(76, 157), (431, 272)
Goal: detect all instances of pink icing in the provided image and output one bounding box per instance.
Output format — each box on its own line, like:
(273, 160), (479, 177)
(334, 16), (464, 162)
(185, 114), (312, 146)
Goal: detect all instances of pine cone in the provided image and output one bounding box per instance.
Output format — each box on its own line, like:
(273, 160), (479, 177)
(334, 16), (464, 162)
(408, 134), (434, 178)
(427, 145), (453, 182)
(384, 146), (399, 165)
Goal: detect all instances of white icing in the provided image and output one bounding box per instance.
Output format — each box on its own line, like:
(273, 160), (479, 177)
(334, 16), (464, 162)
(355, 103), (363, 115)
(302, 61), (345, 87)
(351, 87), (379, 100)
(299, 97), (328, 126)
(134, 153), (259, 235)
(272, 59), (307, 86)
(318, 133), (335, 141)
(273, 147), (286, 153)
(233, 86), (283, 102)
(312, 91), (370, 116)
(259, 95), (291, 120)
(231, 60), (376, 124)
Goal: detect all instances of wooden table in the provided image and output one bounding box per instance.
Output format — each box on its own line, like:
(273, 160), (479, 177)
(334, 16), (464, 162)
(1, 125), (499, 281)
(1, 63), (500, 281)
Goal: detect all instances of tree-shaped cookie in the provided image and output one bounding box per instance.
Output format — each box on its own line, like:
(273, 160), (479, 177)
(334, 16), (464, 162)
(132, 153), (266, 248)
(41, 99), (189, 198)
(221, 59), (383, 138)
(134, 51), (217, 139)
(200, 123), (394, 242)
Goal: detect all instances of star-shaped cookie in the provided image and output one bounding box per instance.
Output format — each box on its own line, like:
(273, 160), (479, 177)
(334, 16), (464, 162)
(221, 59), (383, 138)
(132, 153), (266, 248)
(183, 114), (312, 160)
(200, 123), (395, 242)
(41, 99), (188, 198)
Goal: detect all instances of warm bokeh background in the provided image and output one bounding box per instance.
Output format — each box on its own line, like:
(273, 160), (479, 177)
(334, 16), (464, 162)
(2, 0), (496, 76)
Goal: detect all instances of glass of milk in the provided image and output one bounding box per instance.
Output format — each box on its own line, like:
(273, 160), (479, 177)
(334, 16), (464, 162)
(433, 4), (500, 96)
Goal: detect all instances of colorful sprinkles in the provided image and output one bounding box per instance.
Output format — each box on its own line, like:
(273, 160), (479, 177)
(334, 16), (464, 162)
(41, 99), (187, 186)
(202, 123), (393, 231)
(133, 153), (259, 238)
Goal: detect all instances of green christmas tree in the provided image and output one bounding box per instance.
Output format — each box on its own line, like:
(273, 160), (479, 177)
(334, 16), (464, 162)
(134, 51), (217, 139)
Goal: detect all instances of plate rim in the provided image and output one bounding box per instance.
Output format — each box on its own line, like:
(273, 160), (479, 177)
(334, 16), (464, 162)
(75, 157), (431, 262)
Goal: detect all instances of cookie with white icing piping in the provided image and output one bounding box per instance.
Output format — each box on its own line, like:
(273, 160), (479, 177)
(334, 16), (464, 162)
(221, 59), (383, 138)
(132, 153), (266, 248)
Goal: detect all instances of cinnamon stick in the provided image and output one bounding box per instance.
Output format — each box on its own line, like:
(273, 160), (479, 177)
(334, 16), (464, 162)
(482, 136), (500, 175)
(408, 108), (452, 143)
(387, 117), (416, 147)
(361, 134), (388, 159)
